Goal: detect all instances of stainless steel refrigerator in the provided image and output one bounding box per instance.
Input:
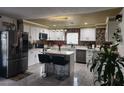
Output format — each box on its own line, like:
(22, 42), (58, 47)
(0, 31), (28, 78)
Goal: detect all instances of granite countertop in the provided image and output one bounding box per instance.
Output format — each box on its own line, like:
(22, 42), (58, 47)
(76, 47), (88, 50)
(76, 47), (94, 51)
(46, 49), (74, 55)
(76, 47), (99, 51)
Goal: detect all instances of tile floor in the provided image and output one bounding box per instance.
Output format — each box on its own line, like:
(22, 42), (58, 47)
(0, 63), (94, 86)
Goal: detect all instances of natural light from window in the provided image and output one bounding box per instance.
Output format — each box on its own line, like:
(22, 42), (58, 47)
(66, 33), (78, 44)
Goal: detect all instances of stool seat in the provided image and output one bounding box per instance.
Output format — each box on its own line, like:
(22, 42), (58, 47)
(52, 56), (69, 65)
(38, 54), (51, 63)
(52, 55), (69, 80)
(38, 54), (52, 77)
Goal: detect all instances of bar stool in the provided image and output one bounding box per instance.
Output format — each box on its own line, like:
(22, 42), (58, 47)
(38, 54), (52, 77)
(52, 55), (69, 80)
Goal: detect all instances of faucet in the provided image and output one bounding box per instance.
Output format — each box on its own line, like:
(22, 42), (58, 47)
(71, 44), (75, 48)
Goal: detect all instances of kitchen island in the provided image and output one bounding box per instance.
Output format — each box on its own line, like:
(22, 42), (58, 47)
(28, 48), (75, 79)
(45, 49), (75, 77)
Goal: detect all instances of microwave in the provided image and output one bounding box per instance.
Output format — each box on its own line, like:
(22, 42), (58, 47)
(39, 33), (48, 40)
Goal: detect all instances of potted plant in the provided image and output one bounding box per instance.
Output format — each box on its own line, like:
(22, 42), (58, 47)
(90, 42), (124, 86)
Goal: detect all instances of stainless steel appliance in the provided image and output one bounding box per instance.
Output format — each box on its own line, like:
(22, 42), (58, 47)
(0, 31), (28, 78)
(39, 33), (48, 40)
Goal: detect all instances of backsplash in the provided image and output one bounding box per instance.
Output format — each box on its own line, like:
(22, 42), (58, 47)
(47, 40), (65, 46)
(96, 28), (106, 45)
(79, 41), (96, 46)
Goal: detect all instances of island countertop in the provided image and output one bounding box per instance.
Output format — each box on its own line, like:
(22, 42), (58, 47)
(46, 49), (74, 55)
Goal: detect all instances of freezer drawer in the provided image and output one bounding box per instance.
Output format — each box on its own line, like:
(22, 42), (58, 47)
(7, 59), (20, 78)
(6, 58), (27, 78)
(18, 57), (28, 72)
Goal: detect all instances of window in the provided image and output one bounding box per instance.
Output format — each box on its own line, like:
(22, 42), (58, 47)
(66, 33), (78, 44)
(80, 28), (96, 41)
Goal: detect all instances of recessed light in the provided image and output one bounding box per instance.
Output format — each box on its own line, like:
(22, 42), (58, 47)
(84, 22), (88, 25)
(64, 29), (67, 32)
(53, 25), (56, 27)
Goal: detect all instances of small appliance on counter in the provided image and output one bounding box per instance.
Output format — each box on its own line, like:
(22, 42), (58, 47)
(39, 33), (48, 40)
(35, 43), (44, 48)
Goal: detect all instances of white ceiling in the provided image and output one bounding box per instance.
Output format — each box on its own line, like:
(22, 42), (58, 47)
(0, 7), (116, 19)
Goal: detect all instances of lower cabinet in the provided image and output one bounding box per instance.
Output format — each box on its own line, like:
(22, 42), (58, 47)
(28, 49), (43, 66)
(76, 49), (94, 64)
(86, 50), (93, 65)
(76, 49), (86, 63)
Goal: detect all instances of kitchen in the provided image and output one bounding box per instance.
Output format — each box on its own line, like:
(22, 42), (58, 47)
(0, 7), (124, 86)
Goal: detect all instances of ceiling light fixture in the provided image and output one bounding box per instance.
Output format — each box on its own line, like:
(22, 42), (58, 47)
(84, 22), (88, 25)
(53, 25), (56, 27)
(63, 29), (67, 32)
(49, 16), (70, 21)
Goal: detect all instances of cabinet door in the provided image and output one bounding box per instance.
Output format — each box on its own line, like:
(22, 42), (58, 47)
(34, 51), (40, 64)
(57, 31), (65, 41)
(50, 31), (55, 40)
(24, 24), (30, 33)
(49, 31), (52, 40)
(35, 27), (41, 40)
(30, 26), (36, 41)
(76, 50), (86, 63)
(61, 31), (65, 40)
(49, 30), (65, 40)
(86, 50), (93, 64)
(105, 17), (119, 42)
(28, 50), (35, 66)
(55, 31), (61, 40)
(108, 21), (118, 42)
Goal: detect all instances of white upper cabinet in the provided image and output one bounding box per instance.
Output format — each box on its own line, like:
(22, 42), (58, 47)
(80, 28), (96, 41)
(49, 30), (55, 40)
(60, 31), (65, 40)
(55, 30), (65, 40)
(30, 26), (37, 41)
(49, 30), (65, 40)
(23, 23), (50, 42)
(24, 24), (30, 33)
(35, 27), (41, 40)
(30, 26), (43, 41)
(23, 23), (65, 41)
